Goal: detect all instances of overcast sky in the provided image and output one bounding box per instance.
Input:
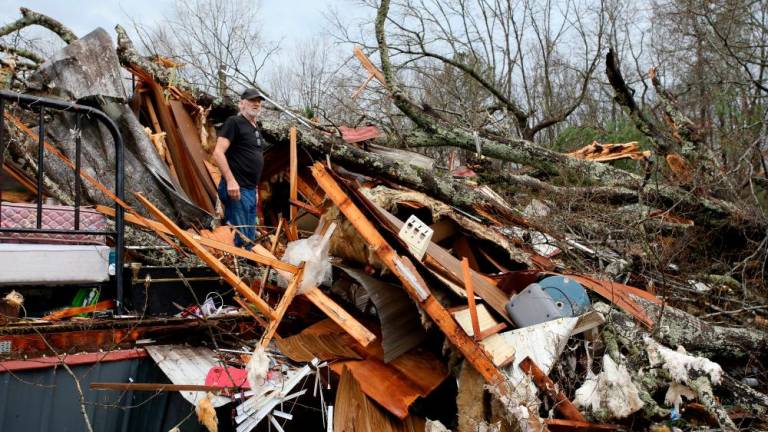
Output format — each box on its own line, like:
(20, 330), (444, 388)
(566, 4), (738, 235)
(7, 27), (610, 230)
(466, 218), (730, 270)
(0, 0), (369, 48)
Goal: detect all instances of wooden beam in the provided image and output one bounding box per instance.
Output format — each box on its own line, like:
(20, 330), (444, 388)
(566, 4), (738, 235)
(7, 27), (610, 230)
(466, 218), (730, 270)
(223, 228), (376, 348)
(353, 47), (387, 88)
(288, 127), (299, 241)
(310, 163), (529, 409)
(519, 357), (586, 422)
(476, 322), (507, 341)
(260, 265), (305, 348)
(257, 218), (285, 295)
(461, 257), (482, 340)
(42, 300), (115, 321)
(91, 382), (241, 392)
(303, 288), (376, 347)
(95, 205), (298, 274)
(543, 419), (620, 431)
(2, 163), (38, 194)
(351, 73), (375, 100)
(233, 296), (272, 331)
(373, 204), (512, 322)
(142, 93), (163, 134)
(289, 199), (322, 217)
(296, 173), (325, 207)
(134, 192), (276, 320)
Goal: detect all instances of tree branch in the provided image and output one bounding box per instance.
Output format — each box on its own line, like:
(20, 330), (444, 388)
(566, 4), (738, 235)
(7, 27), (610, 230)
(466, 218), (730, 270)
(0, 7), (78, 43)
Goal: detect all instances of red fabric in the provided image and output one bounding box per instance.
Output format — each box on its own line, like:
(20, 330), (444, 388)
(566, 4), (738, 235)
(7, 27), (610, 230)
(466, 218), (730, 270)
(339, 126), (381, 143)
(205, 366), (250, 389)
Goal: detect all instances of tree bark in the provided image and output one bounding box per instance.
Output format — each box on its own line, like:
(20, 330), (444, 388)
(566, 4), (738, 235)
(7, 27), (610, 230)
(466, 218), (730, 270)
(0, 7), (78, 43)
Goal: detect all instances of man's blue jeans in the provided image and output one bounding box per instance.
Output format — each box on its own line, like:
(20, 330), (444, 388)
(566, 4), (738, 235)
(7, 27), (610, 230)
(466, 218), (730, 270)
(218, 180), (257, 250)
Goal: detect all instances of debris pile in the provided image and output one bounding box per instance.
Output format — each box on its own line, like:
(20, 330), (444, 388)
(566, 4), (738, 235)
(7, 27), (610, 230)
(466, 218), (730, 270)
(0, 7), (766, 432)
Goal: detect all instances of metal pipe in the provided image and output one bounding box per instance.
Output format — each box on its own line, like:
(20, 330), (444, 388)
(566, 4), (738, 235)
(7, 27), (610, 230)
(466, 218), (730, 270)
(36, 106), (44, 229)
(131, 276), (223, 284)
(0, 98), (5, 226)
(74, 113), (82, 230)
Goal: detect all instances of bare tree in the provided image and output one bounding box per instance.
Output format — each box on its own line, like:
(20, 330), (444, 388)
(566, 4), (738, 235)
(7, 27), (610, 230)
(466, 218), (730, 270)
(334, 0), (606, 143)
(131, 0), (280, 97)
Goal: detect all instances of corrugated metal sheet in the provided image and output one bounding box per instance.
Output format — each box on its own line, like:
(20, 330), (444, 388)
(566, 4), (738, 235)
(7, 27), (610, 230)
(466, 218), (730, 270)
(0, 355), (206, 432)
(145, 344), (230, 408)
(337, 266), (426, 362)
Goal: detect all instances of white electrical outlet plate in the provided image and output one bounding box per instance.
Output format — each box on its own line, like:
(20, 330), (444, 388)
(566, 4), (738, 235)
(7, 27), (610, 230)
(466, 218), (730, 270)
(398, 214), (433, 261)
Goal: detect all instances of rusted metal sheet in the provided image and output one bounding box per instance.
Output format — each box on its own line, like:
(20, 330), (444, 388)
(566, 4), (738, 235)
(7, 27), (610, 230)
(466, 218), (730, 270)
(563, 274), (659, 328)
(331, 359), (424, 419)
(334, 366), (426, 432)
(339, 125), (381, 143)
(277, 317), (447, 419)
(0, 349), (147, 372)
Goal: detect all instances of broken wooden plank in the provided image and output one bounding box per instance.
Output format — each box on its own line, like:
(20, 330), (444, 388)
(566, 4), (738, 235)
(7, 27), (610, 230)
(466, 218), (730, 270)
(462, 257), (482, 340)
(353, 46), (387, 89)
(257, 218), (285, 295)
(296, 173), (325, 207)
(42, 299), (115, 321)
(135, 192), (276, 320)
(334, 365), (425, 432)
(140, 74), (214, 212)
(519, 356), (586, 422)
(564, 274), (656, 328)
(288, 127), (299, 241)
(289, 199), (322, 217)
(455, 236), (480, 271)
(372, 201), (513, 323)
(95, 205), (298, 274)
(2, 162), (39, 195)
(543, 418), (621, 431)
(139, 73), (214, 212)
(311, 163), (532, 413)
(303, 288), (376, 347)
(331, 359), (423, 420)
(242, 233), (377, 348)
(260, 265), (305, 348)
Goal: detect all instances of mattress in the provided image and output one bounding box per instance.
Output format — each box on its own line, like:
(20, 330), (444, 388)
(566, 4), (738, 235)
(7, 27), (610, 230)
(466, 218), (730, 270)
(0, 202), (107, 245)
(0, 244), (110, 285)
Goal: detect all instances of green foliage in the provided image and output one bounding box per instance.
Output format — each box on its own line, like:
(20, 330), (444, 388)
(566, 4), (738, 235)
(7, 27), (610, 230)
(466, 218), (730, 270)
(551, 119), (656, 174)
(554, 119), (654, 153)
(302, 106), (315, 119)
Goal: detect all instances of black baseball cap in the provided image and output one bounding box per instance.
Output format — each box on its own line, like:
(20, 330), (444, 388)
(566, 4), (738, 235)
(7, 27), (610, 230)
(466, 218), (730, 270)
(241, 88), (265, 101)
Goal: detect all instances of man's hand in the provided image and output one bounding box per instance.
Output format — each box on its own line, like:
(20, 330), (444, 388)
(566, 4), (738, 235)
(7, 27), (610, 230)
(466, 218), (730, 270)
(227, 179), (241, 201)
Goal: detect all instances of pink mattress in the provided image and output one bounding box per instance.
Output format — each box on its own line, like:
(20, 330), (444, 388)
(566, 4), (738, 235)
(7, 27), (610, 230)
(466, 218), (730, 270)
(0, 202), (107, 245)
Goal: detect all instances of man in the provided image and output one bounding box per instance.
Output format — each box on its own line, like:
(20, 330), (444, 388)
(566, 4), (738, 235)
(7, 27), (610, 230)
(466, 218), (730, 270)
(212, 88), (266, 249)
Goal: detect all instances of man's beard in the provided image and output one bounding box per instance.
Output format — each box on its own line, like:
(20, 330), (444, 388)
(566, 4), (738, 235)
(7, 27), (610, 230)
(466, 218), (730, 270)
(242, 108), (260, 118)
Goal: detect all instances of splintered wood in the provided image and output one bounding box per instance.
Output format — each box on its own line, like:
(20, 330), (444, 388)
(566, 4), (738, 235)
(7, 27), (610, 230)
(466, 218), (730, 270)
(135, 192), (276, 319)
(310, 162), (544, 428)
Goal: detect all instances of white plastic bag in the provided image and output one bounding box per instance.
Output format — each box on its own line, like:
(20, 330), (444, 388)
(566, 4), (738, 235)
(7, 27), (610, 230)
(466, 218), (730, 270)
(279, 223), (336, 294)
